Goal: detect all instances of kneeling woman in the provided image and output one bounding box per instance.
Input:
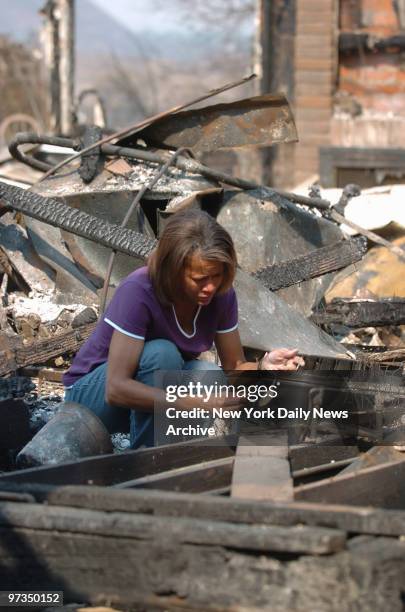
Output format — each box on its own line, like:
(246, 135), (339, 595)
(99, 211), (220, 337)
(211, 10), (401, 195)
(64, 210), (301, 448)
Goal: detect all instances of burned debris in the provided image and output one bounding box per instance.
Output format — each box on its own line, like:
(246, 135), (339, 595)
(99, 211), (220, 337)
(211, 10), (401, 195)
(1, 3), (405, 605)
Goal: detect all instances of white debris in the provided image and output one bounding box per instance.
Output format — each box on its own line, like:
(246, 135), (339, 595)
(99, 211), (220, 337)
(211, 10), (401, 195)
(8, 292), (89, 323)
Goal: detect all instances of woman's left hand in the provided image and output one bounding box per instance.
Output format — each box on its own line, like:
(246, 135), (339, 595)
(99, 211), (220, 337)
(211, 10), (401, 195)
(260, 348), (305, 371)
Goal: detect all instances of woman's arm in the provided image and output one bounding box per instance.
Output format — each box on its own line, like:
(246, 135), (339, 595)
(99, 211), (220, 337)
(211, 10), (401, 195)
(215, 329), (304, 371)
(215, 330), (256, 370)
(106, 331), (166, 411)
(106, 331), (242, 412)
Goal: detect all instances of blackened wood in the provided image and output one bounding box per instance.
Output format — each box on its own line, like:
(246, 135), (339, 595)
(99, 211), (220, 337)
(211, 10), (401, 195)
(0, 322), (97, 376)
(0, 501), (346, 554)
(254, 236), (367, 291)
(4, 484), (405, 537)
(1, 524), (404, 611)
(0, 399), (31, 449)
(294, 458), (405, 508)
(289, 443), (359, 472)
(0, 438), (235, 486)
(312, 298), (405, 328)
(339, 32), (405, 54)
(339, 446), (405, 475)
(115, 457), (234, 493)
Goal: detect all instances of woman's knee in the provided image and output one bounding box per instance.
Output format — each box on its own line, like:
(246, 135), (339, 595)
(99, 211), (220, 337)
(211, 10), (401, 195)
(140, 339), (184, 371)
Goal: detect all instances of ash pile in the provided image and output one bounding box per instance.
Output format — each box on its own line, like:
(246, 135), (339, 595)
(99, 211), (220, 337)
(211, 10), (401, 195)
(0, 89), (404, 472)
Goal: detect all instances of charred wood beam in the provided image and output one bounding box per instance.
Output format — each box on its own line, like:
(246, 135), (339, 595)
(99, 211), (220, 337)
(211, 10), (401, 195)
(0, 500), (346, 557)
(3, 483), (405, 537)
(339, 32), (405, 55)
(0, 438), (235, 486)
(0, 322), (96, 376)
(312, 298), (405, 328)
(0, 182), (157, 259)
(115, 456), (234, 493)
(294, 458), (405, 508)
(254, 236), (367, 291)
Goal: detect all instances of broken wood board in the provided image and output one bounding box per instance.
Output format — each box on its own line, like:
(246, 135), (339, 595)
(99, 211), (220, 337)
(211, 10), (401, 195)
(312, 298), (405, 328)
(294, 457), (405, 508)
(0, 500), (345, 556)
(231, 433), (293, 502)
(3, 484), (405, 537)
(0, 500), (353, 610)
(255, 236), (367, 291)
(339, 446), (405, 475)
(0, 321), (97, 376)
(115, 456), (234, 493)
(2, 498), (405, 609)
(0, 438), (235, 486)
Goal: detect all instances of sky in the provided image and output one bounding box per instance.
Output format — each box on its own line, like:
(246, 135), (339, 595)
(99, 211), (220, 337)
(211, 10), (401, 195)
(91, 0), (183, 33)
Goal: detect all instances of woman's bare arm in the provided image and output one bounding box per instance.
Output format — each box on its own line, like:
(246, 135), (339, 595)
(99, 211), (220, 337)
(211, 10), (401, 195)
(106, 331), (166, 411)
(215, 330), (304, 371)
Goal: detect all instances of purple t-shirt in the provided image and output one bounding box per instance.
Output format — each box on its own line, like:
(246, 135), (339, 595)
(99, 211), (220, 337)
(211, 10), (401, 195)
(63, 266), (238, 387)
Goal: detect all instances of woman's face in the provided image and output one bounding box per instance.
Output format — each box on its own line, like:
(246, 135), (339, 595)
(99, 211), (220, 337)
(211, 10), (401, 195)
(181, 254), (224, 307)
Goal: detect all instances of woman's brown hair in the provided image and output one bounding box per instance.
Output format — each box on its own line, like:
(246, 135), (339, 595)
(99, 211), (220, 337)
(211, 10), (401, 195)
(148, 209), (237, 306)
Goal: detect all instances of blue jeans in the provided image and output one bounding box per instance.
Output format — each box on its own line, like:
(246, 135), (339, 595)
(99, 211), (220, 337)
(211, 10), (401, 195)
(65, 339), (223, 449)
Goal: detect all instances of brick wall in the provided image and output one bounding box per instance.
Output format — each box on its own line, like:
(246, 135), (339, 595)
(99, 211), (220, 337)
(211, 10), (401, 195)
(291, 0), (338, 187)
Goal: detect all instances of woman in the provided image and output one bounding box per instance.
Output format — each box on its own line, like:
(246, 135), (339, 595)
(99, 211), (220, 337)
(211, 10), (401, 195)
(64, 210), (302, 448)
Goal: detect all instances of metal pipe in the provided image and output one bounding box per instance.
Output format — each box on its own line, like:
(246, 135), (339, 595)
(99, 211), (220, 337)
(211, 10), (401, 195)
(9, 133), (332, 211)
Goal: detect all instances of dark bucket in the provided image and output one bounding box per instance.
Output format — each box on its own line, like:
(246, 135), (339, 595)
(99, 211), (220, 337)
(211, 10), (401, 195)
(16, 402), (113, 469)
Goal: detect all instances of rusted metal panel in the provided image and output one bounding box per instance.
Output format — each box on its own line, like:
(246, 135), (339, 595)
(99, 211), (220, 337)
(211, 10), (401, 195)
(120, 94), (298, 153)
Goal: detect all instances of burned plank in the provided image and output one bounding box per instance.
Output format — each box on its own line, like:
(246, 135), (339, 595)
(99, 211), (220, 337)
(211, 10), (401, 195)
(254, 236), (367, 291)
(0, 502), (357, 610)
(0, 438), (235, 486)
(289, 442), (359, 472)
(0, 500), (346, 555)
(0, 321), (96, 376)
(231, 433), (293, 502)
(294, 458), (405, 508)
(339, 446), (405, 475)
(3, 484), (405, 537)
(115, 456), (234, 493)
(312, 298), (405, 328)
